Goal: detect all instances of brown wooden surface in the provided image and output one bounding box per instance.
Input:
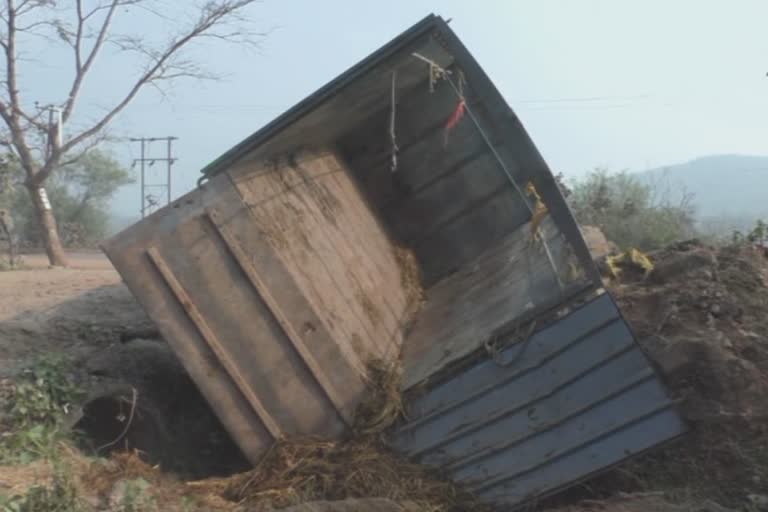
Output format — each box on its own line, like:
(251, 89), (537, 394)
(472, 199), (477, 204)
(401, 217), (579, 389)
(101, 177), (275, 463)
(149, 200), (347, 439)
(205, 208), (351, 423)
(199, 201), (367, 426)
(146, 246), (284, 439)
(233, 149), (413, 365)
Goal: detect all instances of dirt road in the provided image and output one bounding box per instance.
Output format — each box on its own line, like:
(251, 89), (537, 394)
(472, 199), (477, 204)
(0, 251), (151, 377)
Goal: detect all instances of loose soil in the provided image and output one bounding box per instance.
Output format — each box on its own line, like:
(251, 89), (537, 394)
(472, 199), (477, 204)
(2, 242), (768, 511)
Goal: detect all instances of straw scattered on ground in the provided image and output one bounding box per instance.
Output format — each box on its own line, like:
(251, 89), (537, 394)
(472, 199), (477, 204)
(198, 358), (491, 512)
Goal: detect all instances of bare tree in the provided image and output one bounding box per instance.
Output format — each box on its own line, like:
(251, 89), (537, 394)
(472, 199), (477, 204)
(0, 0), (264, 266)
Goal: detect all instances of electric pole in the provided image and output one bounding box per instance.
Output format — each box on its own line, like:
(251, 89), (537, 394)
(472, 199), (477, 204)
(129, 136), (178, 217)
(36, 103), (63, 159)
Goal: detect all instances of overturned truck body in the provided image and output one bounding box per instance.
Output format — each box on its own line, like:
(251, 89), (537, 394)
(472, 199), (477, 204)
(103, 15), (686, 508)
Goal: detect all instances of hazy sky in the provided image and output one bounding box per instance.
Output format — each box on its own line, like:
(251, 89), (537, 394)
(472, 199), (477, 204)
(18, 1), (768, 219)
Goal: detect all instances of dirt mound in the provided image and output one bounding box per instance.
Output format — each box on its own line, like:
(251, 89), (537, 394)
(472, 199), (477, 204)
(581, 225), (619, 260)
(584, 240), (768, 508)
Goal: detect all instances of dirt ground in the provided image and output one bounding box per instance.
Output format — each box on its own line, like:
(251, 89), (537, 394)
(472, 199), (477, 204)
(2, 243), (768, 511)
(0, 252), (152, 379)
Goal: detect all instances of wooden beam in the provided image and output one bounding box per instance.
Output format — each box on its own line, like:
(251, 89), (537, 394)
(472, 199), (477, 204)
(205, 207), (352, 424)
(146, 246), (284, 439)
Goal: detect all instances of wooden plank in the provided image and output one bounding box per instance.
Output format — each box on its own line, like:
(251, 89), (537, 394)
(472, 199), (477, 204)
(157, 206), (348, 437)
(146, 246), (284, 440)
(292, 155), (402, 344)
(402, 219), (568, 388)
(241, 173), (370, 368)
(312, 155), (411, 356)
(206, 207), (352, 423)
(102, 176), (276, 464)
(238, 157), (394, 365)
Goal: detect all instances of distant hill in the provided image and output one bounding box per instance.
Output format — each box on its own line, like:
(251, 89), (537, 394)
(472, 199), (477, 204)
(639, 154), (768, 234)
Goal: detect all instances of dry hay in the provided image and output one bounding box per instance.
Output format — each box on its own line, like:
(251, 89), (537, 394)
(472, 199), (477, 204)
(190, 359), (490, 512)
(208, 436), (488, 512)
(392, 245), (426, 334)
(353, 359), (403, 436)
(81, 451), (236, 511)
(0, 459), (55, 496)
(0, 359), (488, 511)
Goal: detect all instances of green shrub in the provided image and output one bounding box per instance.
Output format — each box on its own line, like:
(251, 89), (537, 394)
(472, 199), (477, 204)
(567, 169), (697, 251)
(0, 469), (81, 512)
(0, 355), (83, 464)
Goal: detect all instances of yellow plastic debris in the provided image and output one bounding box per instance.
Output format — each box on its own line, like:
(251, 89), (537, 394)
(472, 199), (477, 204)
(605, 248), (654, 280)
(525, 181), (548, 243)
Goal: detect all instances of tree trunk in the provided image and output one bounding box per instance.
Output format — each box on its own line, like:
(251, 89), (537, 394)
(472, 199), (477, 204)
(27, 184), (68, 267)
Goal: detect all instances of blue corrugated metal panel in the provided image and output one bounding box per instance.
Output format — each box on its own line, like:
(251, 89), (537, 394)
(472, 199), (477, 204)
(391, 293), (686, 507)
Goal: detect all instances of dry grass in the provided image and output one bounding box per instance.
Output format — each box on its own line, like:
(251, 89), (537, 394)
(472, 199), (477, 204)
(187, 359), (491, 512)
(392, 245), (426, 329)
(0, 360), (489, 511)
(353, 359), (403, 436)
(208, 436), (488, 512)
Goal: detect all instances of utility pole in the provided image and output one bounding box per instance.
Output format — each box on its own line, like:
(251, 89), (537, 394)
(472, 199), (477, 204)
(129, 136), (178, 217)
(36, 103), (63, 159)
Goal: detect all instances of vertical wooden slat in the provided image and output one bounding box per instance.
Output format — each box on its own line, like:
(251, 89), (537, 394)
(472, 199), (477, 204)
(205, 207), (352, 424)
(146, 246), (284, 439)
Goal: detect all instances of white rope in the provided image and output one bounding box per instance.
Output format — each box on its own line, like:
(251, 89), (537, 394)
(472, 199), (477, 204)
(389, 70), (399, 174)
(444, 74), (565, 293)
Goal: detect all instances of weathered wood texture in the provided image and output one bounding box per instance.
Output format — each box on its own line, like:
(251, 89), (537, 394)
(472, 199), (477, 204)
(225, 36), (454, 171)
(401, 216), (585, 389)
(230, 149), (415, 365)
(101, 156), (414, 463)
(338, 73), (531, 286)
(102, 177), (275, 463)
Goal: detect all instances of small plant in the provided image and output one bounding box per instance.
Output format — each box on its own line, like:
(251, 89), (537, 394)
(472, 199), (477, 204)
(567, 169), (697, 251)
(731, 219), (768, 247)
(0, 354), (83, 463)
(117, 478), (156, 512)
(0, 255), (22, 271)
(0, 467), (81, 512)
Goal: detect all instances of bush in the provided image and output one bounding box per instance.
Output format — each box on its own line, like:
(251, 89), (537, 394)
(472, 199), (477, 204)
(566, 169), (697, 251)
(0, 150), (132, 249)
(0, 469), (81, 512)
(0, 355), (83, 464)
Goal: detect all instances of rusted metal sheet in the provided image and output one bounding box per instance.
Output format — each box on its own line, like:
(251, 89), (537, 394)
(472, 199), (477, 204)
(391, 293), (687, 507)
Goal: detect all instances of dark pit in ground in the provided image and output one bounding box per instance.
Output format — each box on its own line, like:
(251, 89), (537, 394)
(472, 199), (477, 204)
(73, 338), (250, 479)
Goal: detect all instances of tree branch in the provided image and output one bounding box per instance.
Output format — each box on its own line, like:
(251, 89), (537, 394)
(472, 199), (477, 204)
(0, 0), (36, 176)
(29, 0), (261, 187)
(62, 0), (119, 123)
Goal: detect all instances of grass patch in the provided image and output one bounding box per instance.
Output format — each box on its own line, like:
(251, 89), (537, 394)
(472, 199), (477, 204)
(0, 464), (81, 512)
(0, 354), (83, 464)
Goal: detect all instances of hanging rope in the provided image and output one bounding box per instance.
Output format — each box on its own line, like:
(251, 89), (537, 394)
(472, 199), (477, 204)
(389, 70), (399, 174)
(442, 73), (565, 293)
(412, 52), (450, 93)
